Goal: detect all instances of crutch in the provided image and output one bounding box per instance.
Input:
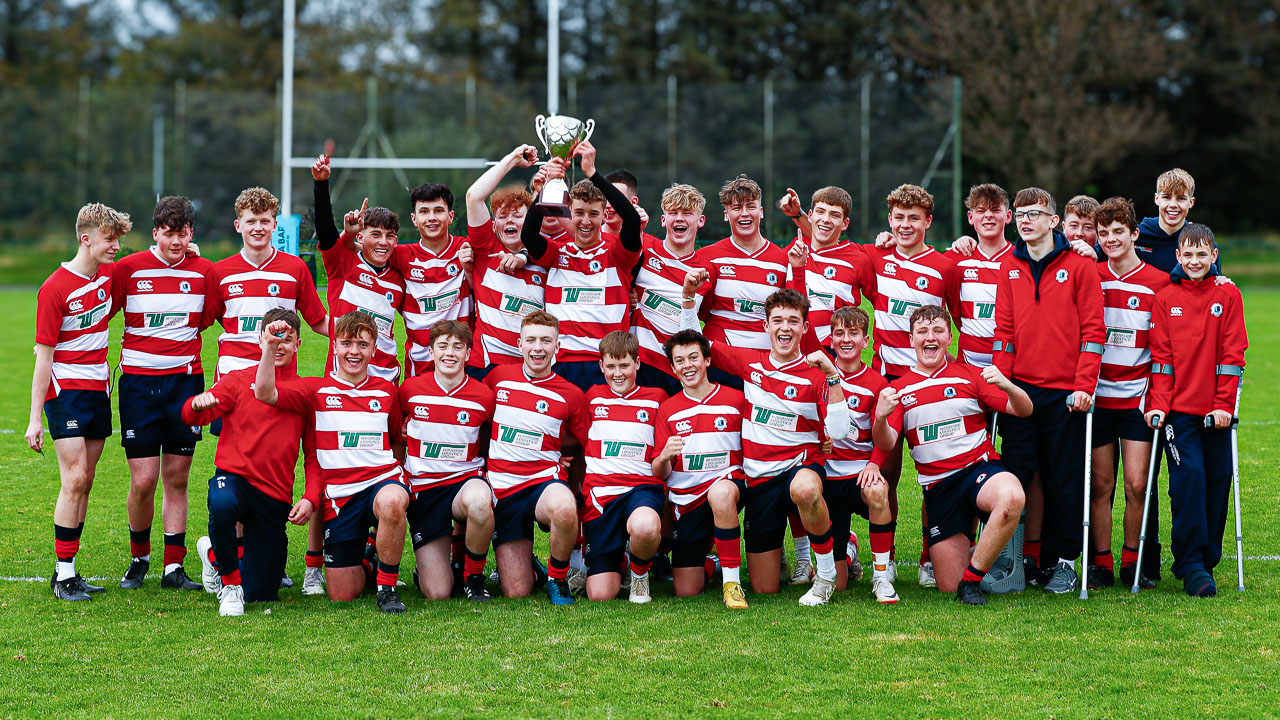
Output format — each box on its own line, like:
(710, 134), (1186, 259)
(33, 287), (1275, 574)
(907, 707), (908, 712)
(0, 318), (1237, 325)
(1132, 415), (1162, 593)
(1075, 395), (1095, 600)
(1205, 395), (1245, 593)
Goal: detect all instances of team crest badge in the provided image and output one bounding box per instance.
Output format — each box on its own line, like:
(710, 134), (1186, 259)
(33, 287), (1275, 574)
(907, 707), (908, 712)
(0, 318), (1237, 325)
(1211, 303), (1223, 317)
(1055, 269), (1069, 283)
(386, 291), (395, 303)
(823, 266), (837, 279)
(943, 387), (956, 398)
(714, 416), (728, 431)
(179, 281), (192, 293)
(637, 410), (650, 423)
(915, 277), (929, 290)
(97, 288), (107, 300)
(267, 282), (281, 296)
(536, 399), (550, 413)
(369, 399), (382, 412)
(457, 410), (470, 424)
(1127, 296), (1140, 309)
(589, 260), (603, 273)
(446, 263), (459, 277)
(784, 386), (798, 399)
(766, 272), (778, 285)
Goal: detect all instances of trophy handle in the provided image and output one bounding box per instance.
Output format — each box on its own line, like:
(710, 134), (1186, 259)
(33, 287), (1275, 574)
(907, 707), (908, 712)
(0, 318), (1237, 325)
(581, 118), (595, 143)
(534, 115), (549, 153)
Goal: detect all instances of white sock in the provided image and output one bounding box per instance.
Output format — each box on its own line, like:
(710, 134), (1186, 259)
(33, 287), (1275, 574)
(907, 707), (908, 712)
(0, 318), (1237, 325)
(55, 559), (76, 582)
(569, 548), (586, 572)
(814, 549), (836, 582)
(722, 565), (741, 585)
(164, 562), (181, 574)
(872, 550), (891, 571)
(792, 536), (811, 564)
(1059, 557), (1074, 568)
(135, 553), (151, 562)
(631, 569), (648, 581)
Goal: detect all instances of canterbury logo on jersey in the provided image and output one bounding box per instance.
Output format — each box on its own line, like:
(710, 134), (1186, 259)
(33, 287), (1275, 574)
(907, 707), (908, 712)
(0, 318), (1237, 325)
(501, 294), (543, 315)
(339, 431), (383, 449)
(74, 305), (108, 329)
(417, 290), (460, 312)
(918, 418), (964, 444)
(601, 441), (646, 460)
(974, 302), (995, 319)
(145, 312), (188, 328)
(685, 451), (729, 471)
(889, 298), (923, 317)
(496, 424), (543, 448)
(753, 407), (798, 430)
(562, 287), (606, 305)
(734, 298), (765, 314)
(419, 442), (467, 460)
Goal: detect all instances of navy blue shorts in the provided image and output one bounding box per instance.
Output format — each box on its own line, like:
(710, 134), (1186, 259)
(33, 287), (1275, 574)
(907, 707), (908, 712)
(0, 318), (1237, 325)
(707, 366), (744, 392)
(823, 478), (871, 562)
(743, 463), (826, 553)
(323, 478), (409, 568)
(493, 480), (566, 546)
(583, 485), (665, 576)
(636, 363), (682, 397)
(465, 364), (494, 382)
(407, 480), (482, 550)
(1091, 406), (1152, 448)
(555, 360), (606, 394)
(921, 461), (1003, 546)
(670, 478), (747, 567)
(44, 389), (112, 440)
(118, 373), (204, 457)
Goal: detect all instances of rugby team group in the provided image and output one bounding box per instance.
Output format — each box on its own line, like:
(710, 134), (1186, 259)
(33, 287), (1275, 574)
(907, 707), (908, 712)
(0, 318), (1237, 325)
(26, 137), (1247, 616)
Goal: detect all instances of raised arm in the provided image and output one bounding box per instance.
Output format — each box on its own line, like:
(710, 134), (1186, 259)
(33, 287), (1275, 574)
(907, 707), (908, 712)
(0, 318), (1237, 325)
(576, 141), (641, 252)
(466, 144), (539, 224)
(311, 154), (340, 252)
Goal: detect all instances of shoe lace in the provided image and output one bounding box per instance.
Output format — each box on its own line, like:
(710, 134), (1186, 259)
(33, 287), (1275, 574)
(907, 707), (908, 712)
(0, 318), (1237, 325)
(727, 583), (746, 602)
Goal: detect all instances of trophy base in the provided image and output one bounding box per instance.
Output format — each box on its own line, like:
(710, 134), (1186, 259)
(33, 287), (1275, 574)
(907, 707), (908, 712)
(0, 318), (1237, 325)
(534, 199), (572, 218)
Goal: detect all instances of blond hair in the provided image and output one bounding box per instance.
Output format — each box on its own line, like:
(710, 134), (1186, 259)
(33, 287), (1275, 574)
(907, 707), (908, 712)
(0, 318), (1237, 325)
(1156, 168), (1195, 198)
(76, 203), (132, 239)
(662, 184), (706, 214)
(1064, 195), (1099, 220)
(234, 187), (280, 218)
(886, 184), (934, 215)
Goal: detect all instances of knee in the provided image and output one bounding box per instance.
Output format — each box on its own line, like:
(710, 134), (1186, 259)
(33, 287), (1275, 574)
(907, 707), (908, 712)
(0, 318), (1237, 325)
(707, 483), (735, 509)
(864, 482), (889, 510)
(465, 494), (493, 524)
(790, 475), (822, 507)
(376, 493), (409, 520)
(327, 584), (361, 603)
(1000, 482), (1026, 516)
(630, 513), (661, 544)
(586, 585), (614, 602)
(207, 493), (237, 521)
(551, 501), (578, 531)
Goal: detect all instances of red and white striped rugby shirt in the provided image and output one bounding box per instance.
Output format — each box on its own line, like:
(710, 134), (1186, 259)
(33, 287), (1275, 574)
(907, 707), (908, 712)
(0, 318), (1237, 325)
(653, 384), (747, 518)
(483, 364), (591, 499)
(826, 364), (890, 481)
(398, 373), (495, 492)
(787, 236), (874, 343)
(392, 235), (473, 377)
(530, 235), (640, 362)
(699, 237), (793, 351)
(466, 222), (547, 369)
(1095, 261), (1170, 410)
(945, 242), (1011, 368)
(274, 373), (404, 518)
(710, 344), (830, 482)
(111, 247), (212, 376)
(866, 245), (961, 377)
(582, 384), (667, 521)
(35, 263), (114, 400)
(884, 361), (1008, 486)
(631, 237), (707, 376)
(321, 243), (406, 382)
(204, 248), (326, 378)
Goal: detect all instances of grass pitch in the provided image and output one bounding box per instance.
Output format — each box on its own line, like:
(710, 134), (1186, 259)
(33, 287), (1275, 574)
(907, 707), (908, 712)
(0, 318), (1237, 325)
(0, 287), (1278, 718)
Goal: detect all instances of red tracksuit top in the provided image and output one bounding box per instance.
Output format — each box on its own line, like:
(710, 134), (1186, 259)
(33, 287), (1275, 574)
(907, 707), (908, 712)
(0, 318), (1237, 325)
(1148, 267), (1248, 417)
(993, 232), (1106, 394)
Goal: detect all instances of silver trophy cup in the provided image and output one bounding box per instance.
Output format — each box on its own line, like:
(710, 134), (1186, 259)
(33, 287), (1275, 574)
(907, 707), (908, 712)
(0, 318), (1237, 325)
(534, 114), (595, 217)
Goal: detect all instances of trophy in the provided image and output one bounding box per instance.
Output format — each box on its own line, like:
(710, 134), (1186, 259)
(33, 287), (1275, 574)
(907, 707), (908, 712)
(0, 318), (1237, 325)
(534, 114), (595, 217)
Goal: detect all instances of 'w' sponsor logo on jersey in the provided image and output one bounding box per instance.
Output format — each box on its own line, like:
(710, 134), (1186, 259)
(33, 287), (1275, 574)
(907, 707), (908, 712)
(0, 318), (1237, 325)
(501, 295), (543, 315)
(734, 298), (764, 314)
(918, 418), (964, 444)
(889, 299), (923, 317)
(974, 302), (995, 320)
(420, 442), (467, 461)
(808, 290), (834, 307)
(601, 441), (646, 459)
(753, 407), (798, 430)
(339, 431), (383, 449)
(497, 425), (543, 448)
(357, 308), (393, 334)
(642, 292), (682, 314)
(686, 451), (729, 471)
(418, 290), (460, 312)
(239, 316), (264, 333)
(75, 305), (107, 329)
(145, 312), (188, 328)
(563, 287), (605, 305)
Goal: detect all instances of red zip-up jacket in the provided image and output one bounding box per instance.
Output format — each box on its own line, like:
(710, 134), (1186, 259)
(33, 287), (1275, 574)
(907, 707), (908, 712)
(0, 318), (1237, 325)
(993, 231), (1106, 394)
(181, 366), (322, 507)
(1148, 266), (1248, 417)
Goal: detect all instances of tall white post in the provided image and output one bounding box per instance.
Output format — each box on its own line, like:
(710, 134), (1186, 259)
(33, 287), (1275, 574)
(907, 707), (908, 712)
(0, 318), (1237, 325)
(280, 0), (296, 218)
(547, 0), (559, 114)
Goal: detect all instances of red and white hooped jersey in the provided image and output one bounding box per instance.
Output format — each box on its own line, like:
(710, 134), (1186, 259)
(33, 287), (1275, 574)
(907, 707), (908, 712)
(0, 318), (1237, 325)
(531, 235), (640, 362)
(398, 373), (495, 492)
(111, 248), (212, 376)
(467, 222), (547, 368)
(582, 385), (667, 521)
(274, 373), (404, 510)
(699, 238), (793, 351)
(710, 344), (829, 482)
(1095, 261), (1170, 410)
(321, 244), (405, 383)
(204, 248), (327, 378)
(885, 361), (1008, 486)
(866, 245), (960, 377)
(826, 364), (890, 481)
(393, 235), (473, 376)
(946, 243), (1011, 368)
(484, 365), (591, 499)
(653, 385), (747, 518)
(35, 263), (113, 400)
(631, 237), (707, 376)
(788, 236), (873, 343)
